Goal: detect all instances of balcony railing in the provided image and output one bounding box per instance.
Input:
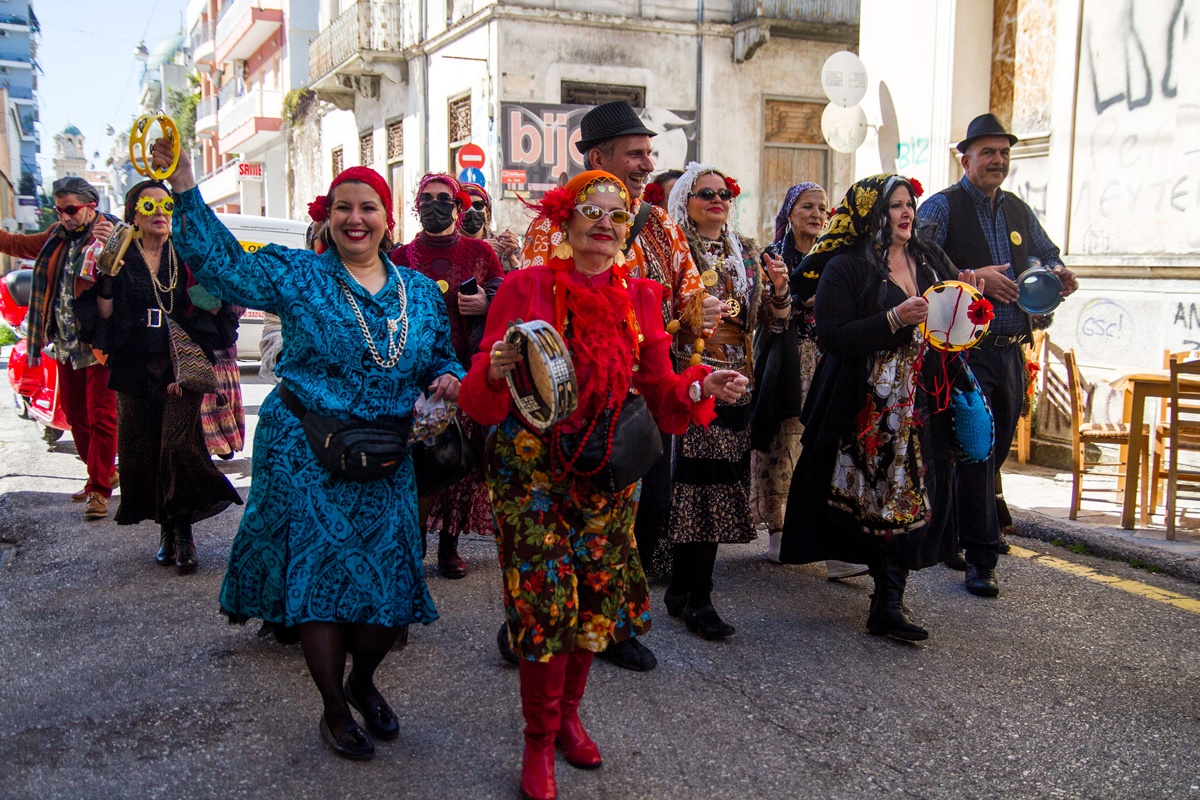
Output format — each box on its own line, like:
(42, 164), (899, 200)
(219, 86), (283, 133)
(733, 0), (860, 25)
(216, 0), (284, 51)
(309, 0), (406, 87)
(217, 78), (244, 108)
(196, 94), (218, 120)
(190, 19), (213, 50)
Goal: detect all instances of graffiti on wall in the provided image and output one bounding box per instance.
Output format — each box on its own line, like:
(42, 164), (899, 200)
(1070, 0), (1197, 255)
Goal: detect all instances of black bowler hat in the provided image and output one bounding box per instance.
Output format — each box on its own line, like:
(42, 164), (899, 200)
(956, 113), (1019, 153)
(575, 101), (656, 155)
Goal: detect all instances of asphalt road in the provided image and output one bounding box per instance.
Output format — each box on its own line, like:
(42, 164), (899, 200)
(1, 374), (1199, 800)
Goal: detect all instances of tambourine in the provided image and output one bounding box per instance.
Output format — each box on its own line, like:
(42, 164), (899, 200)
(1016, 259), (1064, 315)
(504, 320), (578, 433)
(96, 221), (142, 277)
(919, 280), (990, 352)
(129, 113), (180, 180)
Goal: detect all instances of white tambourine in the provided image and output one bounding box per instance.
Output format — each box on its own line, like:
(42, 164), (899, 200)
(504, 320), (578, 433)
(919, 280), (990, 352)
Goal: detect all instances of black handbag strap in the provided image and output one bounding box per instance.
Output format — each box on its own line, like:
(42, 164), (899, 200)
(624, 202), (653, 251)
(276, 381), (307, 421)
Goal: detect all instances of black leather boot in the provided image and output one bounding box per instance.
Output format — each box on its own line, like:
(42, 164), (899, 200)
(437, 532), (466, 579)
(866, 562), (928, 641)
(174, 521), (198, 576)
(155, 521), (176, 567)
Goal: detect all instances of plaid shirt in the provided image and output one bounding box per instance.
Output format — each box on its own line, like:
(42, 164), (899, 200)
(919, 176), (1062, 335)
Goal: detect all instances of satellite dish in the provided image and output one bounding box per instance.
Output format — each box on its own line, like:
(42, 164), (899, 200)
(821, 103), (868, 153)
(877, 82), (899, 172)
(821, 51), (868, 109)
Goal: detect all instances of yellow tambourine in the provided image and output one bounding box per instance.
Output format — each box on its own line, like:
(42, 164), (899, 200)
(129, 113), (180, 180)
(918, 280), (991, 352)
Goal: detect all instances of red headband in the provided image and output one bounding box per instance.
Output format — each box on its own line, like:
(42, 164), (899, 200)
(308, 166), (395, 232)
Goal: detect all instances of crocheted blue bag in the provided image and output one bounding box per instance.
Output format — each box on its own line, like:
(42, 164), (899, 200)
(951, 363), (994, 463)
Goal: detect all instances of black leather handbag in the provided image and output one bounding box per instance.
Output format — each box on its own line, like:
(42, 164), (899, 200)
(278, 383), (411, 482)
(412, 415), (480, 498)
(558, 394), (663, 495)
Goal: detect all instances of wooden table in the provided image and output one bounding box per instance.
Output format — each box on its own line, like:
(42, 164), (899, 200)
(1110, 371), (1200, 529)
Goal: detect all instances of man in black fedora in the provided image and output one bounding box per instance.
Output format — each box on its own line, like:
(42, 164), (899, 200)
(918, 112), (1077, 598)
(516, 100), (718, 673)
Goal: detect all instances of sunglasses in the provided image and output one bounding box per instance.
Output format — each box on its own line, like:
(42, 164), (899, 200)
(470, 199), (487, 211)
(55, 202), (96, 216)
(688, 188), (734, 202)
(136, 197), (175, 216)
(574, 204), (634, 225)
(420, 192), (453, 204)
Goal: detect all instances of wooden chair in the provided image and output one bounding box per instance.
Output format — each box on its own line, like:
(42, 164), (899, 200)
(1141, 351), (1200, 523)
(1010, 330), (1048, 465)
(1143, 355), (1200, 537)
(1064, 349), (1149, 520)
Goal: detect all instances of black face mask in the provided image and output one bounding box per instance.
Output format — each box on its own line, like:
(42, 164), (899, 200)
(419, 201), (456, 233)
(460, 209), (486, 235)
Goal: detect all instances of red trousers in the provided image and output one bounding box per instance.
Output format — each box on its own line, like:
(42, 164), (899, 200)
(58, 361), (117, 496)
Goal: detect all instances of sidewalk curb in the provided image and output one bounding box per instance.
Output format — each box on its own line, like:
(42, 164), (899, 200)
(1013, 508), (1200, 584)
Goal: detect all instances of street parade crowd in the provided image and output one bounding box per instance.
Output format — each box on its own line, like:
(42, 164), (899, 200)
(5, 100), (1077, 799)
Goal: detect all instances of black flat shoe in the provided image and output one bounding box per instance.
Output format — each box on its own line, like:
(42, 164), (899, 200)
(319, 716), (375, 761)
(942, 551), (969, 571)
(597, 637), (657, 671)
(682, 603), (736, 641)
(663, 588), (688, 618)
(965, 565), (1000, 597)
(497, 623), (519, 667)
(345, 675), (399, 741)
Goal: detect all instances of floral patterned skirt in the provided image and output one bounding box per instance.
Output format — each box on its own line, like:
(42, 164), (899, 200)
(201, 347), (245, 457)
(485, 418), (651, 662)
(667, 397), (756, 545)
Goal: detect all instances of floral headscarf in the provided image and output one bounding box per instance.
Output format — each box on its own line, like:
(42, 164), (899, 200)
(773, 181), (824, 244)
(412, 173), (473, 219)
(666, 161), (748, 299)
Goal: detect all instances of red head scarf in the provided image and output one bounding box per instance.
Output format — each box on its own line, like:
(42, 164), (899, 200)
(413, 173), (473, 219)
(307, 166), (395, 232)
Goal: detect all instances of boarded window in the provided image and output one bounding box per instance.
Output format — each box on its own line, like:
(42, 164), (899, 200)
(448, 94), (471, 171)
(561, 81), (646, 107)
(760, 100), (830, 245)
(360, 130), (374, 168)
(386, 119), (403, 162)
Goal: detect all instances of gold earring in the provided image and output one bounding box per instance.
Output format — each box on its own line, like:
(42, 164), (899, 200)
(554, 240), (574, 260)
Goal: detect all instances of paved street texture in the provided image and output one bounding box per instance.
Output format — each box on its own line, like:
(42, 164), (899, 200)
(2, 373), (1200, 800)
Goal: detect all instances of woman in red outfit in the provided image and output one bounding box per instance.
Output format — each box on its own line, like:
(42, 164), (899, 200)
(390, 173), (504, 578)
(459, 170), (748, 800)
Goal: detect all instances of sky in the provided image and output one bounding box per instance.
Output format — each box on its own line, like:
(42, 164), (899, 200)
(35, 0), (189, 185)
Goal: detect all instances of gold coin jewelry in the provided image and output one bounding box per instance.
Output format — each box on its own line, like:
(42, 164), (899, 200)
(136, 238), (179, 315)
(700, 269), (718, 287)
(726, 298), (742, 318)
(338, 261), (410, 369)
(437, 279), (449, 293)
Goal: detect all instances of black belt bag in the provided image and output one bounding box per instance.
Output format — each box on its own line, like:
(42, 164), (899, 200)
(558, 394), (663, 495)
(278, 383), (411, 482)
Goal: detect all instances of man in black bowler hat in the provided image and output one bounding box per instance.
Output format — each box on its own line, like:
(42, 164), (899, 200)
(918, 113), (1078, 597)
(516, 101), (718, 673)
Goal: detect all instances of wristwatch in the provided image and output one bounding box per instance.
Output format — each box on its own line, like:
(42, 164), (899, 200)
(689, 381), (704, 403)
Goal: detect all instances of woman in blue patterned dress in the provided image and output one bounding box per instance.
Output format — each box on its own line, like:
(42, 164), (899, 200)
(152, 142), (464, 762)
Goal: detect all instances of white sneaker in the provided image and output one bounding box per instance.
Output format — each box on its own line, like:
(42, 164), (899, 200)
(826, 560), (869, 580)
(766, 531), (782, 563)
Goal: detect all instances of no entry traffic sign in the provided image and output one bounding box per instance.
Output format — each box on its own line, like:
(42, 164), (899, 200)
(457, 143), (486, 170)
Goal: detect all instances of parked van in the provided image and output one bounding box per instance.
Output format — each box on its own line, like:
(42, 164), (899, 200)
(214, 213), (309, 361)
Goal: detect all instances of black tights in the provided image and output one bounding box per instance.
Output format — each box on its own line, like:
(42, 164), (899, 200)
(668, 542), (719, 606)
(298, 621), (403, 735)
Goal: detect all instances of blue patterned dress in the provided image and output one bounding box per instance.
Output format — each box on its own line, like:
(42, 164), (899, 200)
(171, 188), (463, 627)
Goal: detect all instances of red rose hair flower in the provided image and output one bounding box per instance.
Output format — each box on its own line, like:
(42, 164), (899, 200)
(967, 297), (994, 325)
(643, 182), (664, 205)
(455, 190), (474, 208)
(307, 195), (330, 223)
(908, 177), (924, 198)
(538, 186), (576, 227)
(724, 175), (742, 199)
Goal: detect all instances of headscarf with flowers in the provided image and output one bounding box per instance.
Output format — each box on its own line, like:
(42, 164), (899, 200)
(666, 161), (749, 299)
(306, 166), (396, 232)
(412, 173), (474, 219)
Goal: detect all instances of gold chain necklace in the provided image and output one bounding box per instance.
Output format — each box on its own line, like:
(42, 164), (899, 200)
(137, 238), (179, 315)
(337, 260), (409, 369)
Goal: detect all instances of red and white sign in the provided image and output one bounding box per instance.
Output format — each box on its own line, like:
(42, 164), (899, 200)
(238, 162), (264, 180)
(501, 169), (527, 185)
(457, 143), (486, 170)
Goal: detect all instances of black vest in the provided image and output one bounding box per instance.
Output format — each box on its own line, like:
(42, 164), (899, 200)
(937, 183), (1034, 334)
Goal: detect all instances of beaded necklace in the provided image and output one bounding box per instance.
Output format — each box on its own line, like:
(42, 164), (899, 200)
(336, 259), (409, 369)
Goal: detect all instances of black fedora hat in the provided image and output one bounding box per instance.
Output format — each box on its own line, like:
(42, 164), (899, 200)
(575, 101), (656, 155)
(956, 113), (1019, 153)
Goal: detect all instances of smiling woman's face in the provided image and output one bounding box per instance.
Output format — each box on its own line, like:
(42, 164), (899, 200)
(564, 181), (629, 263)
(328, 181), (386, 261)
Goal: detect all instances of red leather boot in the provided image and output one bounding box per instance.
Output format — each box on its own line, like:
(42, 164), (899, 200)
(558, 649), (602, 769)
(518, 655), (569, 800)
